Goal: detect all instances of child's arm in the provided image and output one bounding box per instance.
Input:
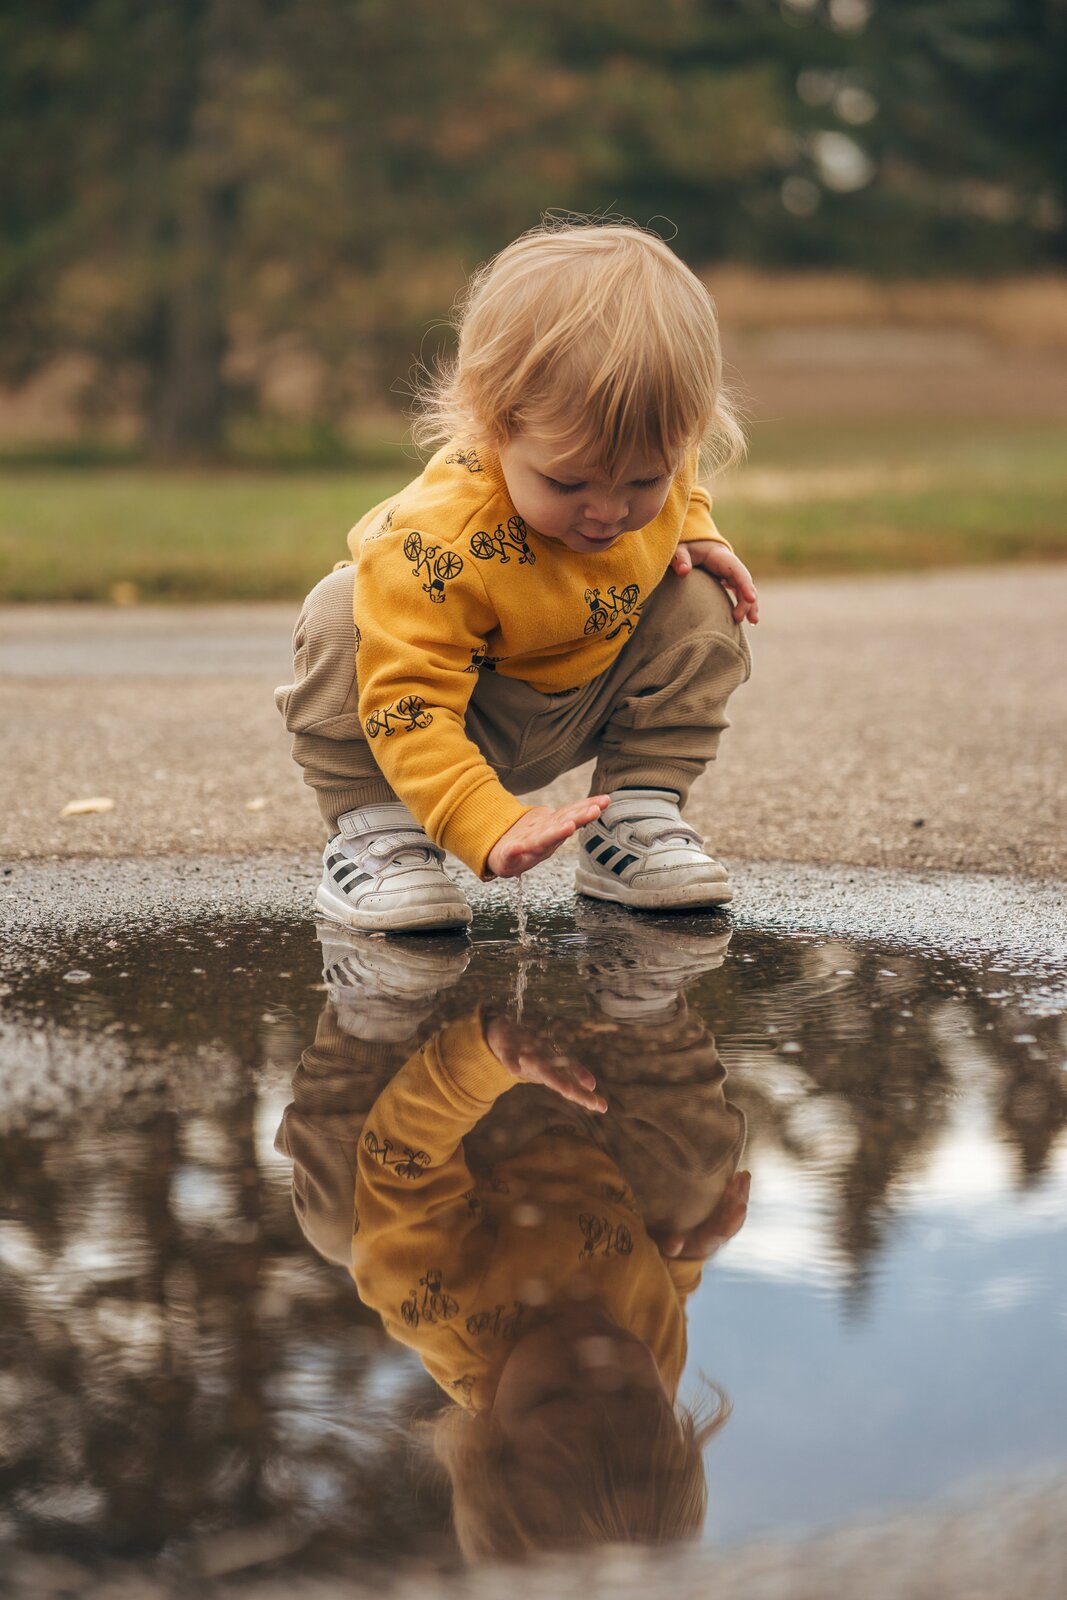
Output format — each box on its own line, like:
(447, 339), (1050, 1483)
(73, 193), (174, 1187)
(356, 536), (609, 877)
(354, 1013), (514, 1253)
(353, 1013), (606, 1373)
(355, 1013), (605, 1255)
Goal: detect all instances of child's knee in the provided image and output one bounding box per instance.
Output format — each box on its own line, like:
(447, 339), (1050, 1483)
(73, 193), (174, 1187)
(274, 564), (361, 737)
(304, 562), (358, 633)
(634, 569), (751, 699)
(659, 567), (743, 643)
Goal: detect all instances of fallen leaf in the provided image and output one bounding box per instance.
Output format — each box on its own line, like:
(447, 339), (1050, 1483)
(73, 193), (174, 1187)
(59, 797), (115, 817)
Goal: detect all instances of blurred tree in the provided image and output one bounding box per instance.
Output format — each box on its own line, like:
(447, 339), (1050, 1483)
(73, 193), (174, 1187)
(0, 1), (254, 454)
(870, 0), (1067, 267)
(0, 0), (1063, 452)
(773, 0), (1067, 271)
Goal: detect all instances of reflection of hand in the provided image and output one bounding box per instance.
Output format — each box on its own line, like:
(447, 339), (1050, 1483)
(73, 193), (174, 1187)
(485, 1016), (607, 1113)
(652, 1171), (751, 1260)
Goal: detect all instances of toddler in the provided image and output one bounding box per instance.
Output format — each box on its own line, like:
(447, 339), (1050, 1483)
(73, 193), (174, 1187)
(276, 219), (758, 931)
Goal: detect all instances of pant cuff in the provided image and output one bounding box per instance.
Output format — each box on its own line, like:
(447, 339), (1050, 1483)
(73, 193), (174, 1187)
(314, 778), (399, 836)
(591, 759), (702, 807)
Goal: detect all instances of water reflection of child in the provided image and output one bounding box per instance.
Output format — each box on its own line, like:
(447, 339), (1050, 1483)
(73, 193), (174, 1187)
(347, 1009), (749, 1559)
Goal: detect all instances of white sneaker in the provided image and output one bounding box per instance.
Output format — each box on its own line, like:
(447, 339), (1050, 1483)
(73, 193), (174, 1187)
(574, 789), (733, 910)
(315, 802), (472, 932)
(575, 900), (733, 1019)
(317, 921), (470, 1041)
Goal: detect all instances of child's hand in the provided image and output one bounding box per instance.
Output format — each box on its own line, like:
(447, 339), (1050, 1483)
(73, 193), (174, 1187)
(652, 1170), (751, 1261)
(485, 1016), (607, 1112)
(486, 796), (611, 878)
(671, 541), (759, 625)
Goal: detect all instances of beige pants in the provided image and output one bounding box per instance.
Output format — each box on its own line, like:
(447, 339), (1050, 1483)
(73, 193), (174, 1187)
(275, 562), (751, 836)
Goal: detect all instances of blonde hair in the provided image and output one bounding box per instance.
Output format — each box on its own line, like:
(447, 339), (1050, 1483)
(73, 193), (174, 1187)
(413, 217), (746, 481)
(432, 1383), (730, 1562)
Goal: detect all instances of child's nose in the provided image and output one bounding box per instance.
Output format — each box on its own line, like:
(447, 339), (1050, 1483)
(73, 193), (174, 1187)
(585, 494), (625, 525)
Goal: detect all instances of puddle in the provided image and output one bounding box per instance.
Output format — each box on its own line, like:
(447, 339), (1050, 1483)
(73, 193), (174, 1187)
(1, 889), (1065, 1582)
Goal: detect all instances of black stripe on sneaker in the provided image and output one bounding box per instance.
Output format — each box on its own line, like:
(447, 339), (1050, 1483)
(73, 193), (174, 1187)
(341, 872), (371, 893)
(332, 861), (360, 881)
(597, 845), (619, 864)
(325, 852), (345, 870)
(583, 834), (605, 854)
(611, 852), (638, 875)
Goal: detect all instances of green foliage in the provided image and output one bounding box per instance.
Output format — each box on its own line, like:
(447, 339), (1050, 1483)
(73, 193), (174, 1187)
(0, 1), (1063, 452)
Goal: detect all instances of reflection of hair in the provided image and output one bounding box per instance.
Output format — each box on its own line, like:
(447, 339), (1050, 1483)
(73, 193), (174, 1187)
(413, 216), (746, 481)
(432, 1382), (730, 1562)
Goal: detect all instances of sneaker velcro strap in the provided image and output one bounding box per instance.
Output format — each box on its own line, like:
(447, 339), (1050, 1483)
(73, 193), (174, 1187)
(337, 802), (421, 839)
(629, 818), (704, 849)
(364, 830), (445, 862)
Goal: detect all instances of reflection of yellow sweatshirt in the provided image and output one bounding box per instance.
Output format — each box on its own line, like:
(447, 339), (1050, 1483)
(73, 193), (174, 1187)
(348, 442), (730, 876)
(351, 1013), (704, 1412)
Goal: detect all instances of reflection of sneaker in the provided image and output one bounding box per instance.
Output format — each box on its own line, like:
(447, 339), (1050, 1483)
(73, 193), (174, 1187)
(316, 802), (472, 932)
(575, 900), (732, 1020)
(317, 921), (470, 1042)
(575, 790), (733, 909)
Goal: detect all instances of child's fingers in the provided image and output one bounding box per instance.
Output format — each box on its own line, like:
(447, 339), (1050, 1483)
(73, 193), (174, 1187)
(516, 1050), (607, 1112)
(566, 795), (611, 822)
(657, 1172), (752, 1259)
(556, 1081), (608, 1112)
(724, 587), (758, 625)
(736, 577), (759, 624)
(510, 803), (605, 865)
(690, 1207), (747, 1256)
(491, 797), (612, 875)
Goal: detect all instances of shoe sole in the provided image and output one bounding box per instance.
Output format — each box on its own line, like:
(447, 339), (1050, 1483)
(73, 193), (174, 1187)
(315, 883), (472, 932)
(574, 868), (733, 909)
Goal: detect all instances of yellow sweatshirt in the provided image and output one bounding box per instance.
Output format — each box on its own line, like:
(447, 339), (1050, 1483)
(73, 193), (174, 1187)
(351, 1013), (704, 1412)
(348, 442), (730, 876)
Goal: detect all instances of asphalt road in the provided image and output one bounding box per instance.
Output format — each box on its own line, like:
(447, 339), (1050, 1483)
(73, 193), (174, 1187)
(1, 565), (1064, 878)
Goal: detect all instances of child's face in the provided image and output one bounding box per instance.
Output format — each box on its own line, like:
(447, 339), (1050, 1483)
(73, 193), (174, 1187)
(497, 435), (676, 554)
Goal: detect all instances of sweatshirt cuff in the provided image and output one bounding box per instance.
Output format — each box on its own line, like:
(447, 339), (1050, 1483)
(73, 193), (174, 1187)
(431, 1011), (520, 1106)
(436, 779), (532, 879)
